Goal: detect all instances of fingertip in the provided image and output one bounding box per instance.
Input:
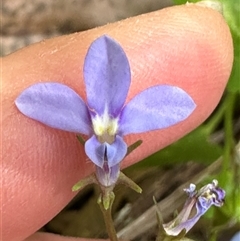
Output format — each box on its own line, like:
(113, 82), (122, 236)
(2, 4), (233, 241)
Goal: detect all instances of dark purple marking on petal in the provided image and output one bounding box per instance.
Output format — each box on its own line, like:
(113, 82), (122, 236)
(119, 85), (196, 135)
(213, 187), (225, 206)
(84, 35), (131, 117)
(15, 83), (92, 134)
(96, 163), (120, 187)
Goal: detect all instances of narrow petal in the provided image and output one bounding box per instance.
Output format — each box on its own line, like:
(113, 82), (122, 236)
(85, 135), (105, 167)
(164, 212), (202, 236)
(213, 188), (225, 206)
(84, 35), (131, 117)
(163, 198), (203, 236)
(15, 83), (91, 134)
(105, 135), (127, 167)
(172, 196), (212, 234)
(119, 85), (196, 135)
(84, 135), (127, 168)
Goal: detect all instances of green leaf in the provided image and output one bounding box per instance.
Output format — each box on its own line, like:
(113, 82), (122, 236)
(136, 126), (223, 167)
(219, 169), (240, 222)
(173, 0), (197, 5)
(221, 0), (240, 92)
(221, 0), (240, 39)
(227, 36), (240, 92)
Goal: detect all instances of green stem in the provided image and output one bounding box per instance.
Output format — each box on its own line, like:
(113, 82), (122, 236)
(98, 192), (119, 241)
(209, 231), (217, 241)
(205, 101), (226, 134)
(209, 92), (236, 241)
(222, 92), (236, 172)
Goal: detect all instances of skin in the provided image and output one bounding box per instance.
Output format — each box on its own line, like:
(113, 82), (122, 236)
(1, 4), (233, 241)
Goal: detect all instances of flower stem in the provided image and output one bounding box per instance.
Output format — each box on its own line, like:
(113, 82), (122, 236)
(205, 101), (226, 134)
(98, 191), (119, 241)
(222, 92), (236, 173)
(223, 92), (239, 215)
(209, 92), (237, 241)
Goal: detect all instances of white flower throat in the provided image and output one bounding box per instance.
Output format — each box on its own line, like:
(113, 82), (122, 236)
(92, 107), (119, 144)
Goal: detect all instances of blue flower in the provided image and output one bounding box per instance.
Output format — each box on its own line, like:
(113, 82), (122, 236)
(15, 35), (196, 187)
(163, 180), (225, 236)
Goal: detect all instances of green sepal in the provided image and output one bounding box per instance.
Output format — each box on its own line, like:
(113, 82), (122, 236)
(117, 172), (142, 193)
(72, 174), (96, 191)
(125, 140), (143, 157)
(76, 135), (86, 145)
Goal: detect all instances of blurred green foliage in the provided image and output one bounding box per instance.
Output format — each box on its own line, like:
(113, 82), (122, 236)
(134, 0), (240, 239)
(137, 126), (222, 167)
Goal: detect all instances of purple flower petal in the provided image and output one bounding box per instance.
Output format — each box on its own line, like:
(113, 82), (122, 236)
(231, 232), (240, 241)
(163, 197), (205, 236)
(85, 135), (105, 167)
(213, 188), (225, 206)
(163, 180), (225, 236)
(165, 212), (202, 236)
(105, 135), (127, 167)
(119, 85), (196, 135)
(96, 164), (120, 187)
(15, 83), (92, 134)
(85, 135), (127, 168)
(196, 196), (212, 214)
(84, 35), (131, 117)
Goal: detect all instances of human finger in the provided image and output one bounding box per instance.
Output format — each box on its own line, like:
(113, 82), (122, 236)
(2, 4), (233, 241)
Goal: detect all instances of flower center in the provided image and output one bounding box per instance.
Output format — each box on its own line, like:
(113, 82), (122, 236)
(91, 108), (119, 144)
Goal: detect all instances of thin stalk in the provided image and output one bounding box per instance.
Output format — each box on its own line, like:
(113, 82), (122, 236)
(222, 92), (236, 172)
(205, 100), (226, 134)
(98, 192), (119, 241)
(209, 92), (237, 241)
(209, 231), (217, 241)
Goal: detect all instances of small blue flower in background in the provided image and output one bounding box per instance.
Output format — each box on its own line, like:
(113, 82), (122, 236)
(230, 231), (240, 241)
(163, 180), (225, 236)
(15, 35), (196, 187)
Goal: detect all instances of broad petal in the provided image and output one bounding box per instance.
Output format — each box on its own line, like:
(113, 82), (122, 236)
(84, 35), (131, 117)
(119, 85), (196, 135)
(84, 135), (127, 168)
(15, 83), (91, 134)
